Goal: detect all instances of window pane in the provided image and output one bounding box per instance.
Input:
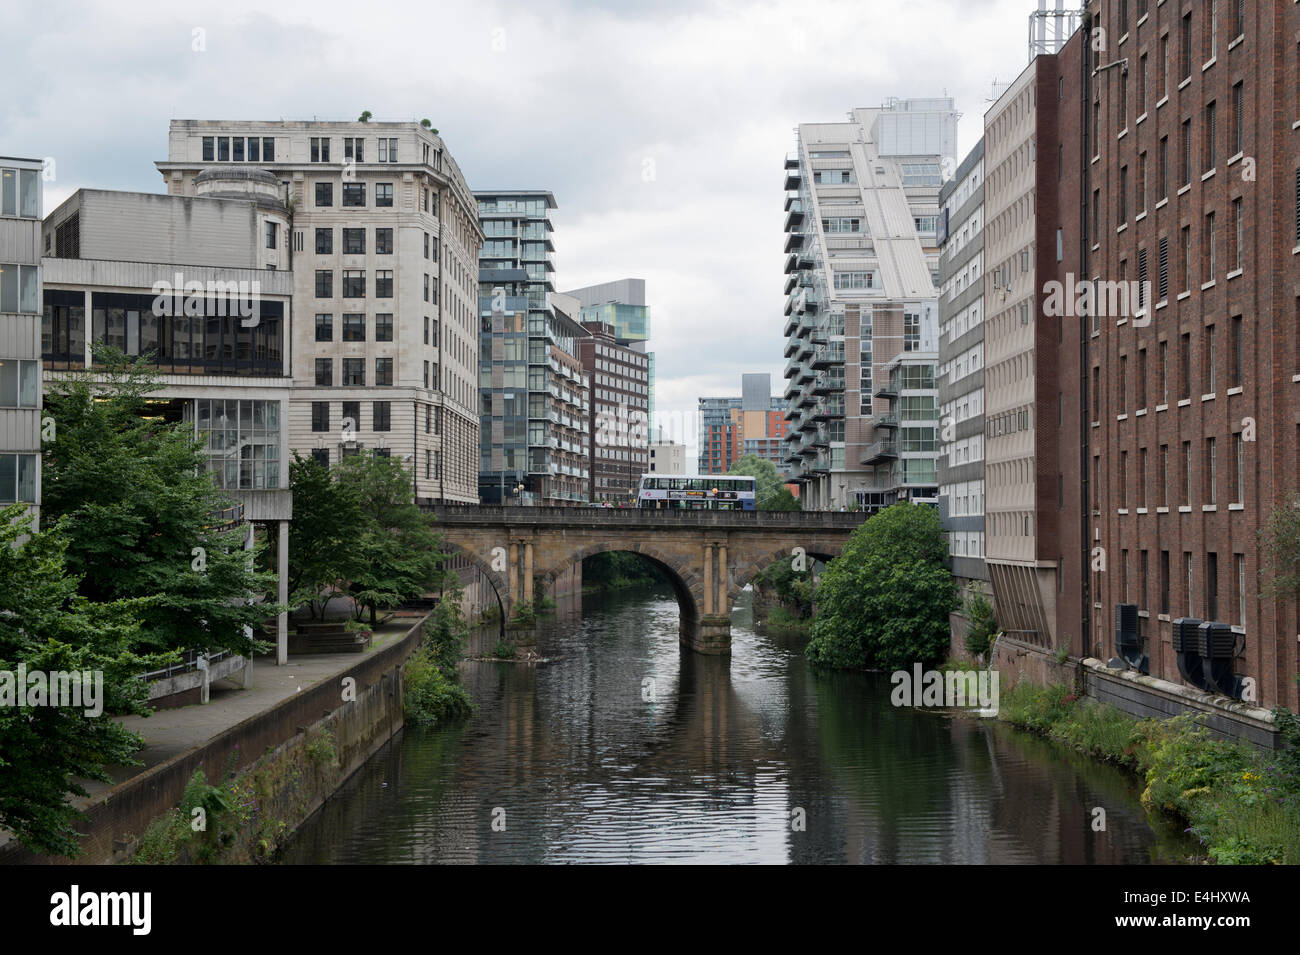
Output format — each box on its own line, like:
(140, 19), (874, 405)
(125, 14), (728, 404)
(19, 170), (38, 218)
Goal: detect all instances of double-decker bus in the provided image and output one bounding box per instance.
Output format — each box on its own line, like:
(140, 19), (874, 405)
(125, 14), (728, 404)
(636, 474), (757, 510)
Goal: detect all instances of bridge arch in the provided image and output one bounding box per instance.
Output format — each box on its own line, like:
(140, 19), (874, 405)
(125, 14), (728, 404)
(437, 539), (511, 637)
(535, 542), (701, 644)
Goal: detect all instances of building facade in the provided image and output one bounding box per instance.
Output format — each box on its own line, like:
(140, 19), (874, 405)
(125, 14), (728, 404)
(938, 138), (988, 600)
(156, 120), (483, 504)
(476, 191), (589, 505)
(40, 182), (296, 661)
(782, 100), (955, 510)
(564, 278), (654, 422)
(579, 320), (649, 503)
(1077, 0), (1299, 709)
(0, 157), (44, 529)
(648, 439), (686, 474)
(698, 377), (785, 475)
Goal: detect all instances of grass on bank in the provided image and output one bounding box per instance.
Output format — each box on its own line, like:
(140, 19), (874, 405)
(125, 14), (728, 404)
(403, 600), (474, 728)
(999, 680), (1300, 864)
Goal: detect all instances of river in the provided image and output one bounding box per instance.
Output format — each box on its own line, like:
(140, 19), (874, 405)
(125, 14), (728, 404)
(279, 583), (1195, 864)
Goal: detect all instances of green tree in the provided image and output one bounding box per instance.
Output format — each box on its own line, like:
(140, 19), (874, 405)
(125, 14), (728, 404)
(1261, 497), (1300, 604)
(727, 454), (801, 510)
(962, 589), (997, 659)
(287, 453), (366, 618)
(0, 505), (167, 856)
(40, 351), (281, 656)
(334, 453), (448, 624)
(805, 503), (957, 671)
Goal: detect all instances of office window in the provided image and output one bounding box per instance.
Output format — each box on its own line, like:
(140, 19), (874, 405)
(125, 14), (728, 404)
(1158, 136), (1169, 200)
(311, 137), (331, 162)
(233, 137), (245, 162)
(342, 183), (366, 207)
(1204, 101), (1217, 171)
(373, 401), (391, 432)
(375, 313), (393, 342)
(376, 227), (393, 254)
(342, 228), (365, 255)
(1181, 12), (1192, 81)
(1121, 451), (1129, 508)
(315, 228), (333, 254)
(315, 270), (332, 297)
(375, 357), (393, 386)
(263, 138), (275, 161)
(1137, 152), (1147, 215)
(425, 449), (431, 479)
(0, 360), (39, 408)
(1236, 553), (1246, 626)
(1232, 82), (1243, 156)
(315, 182), (333, 207)
(342, 270), (365, 298)
(1139, 447), (1148, 507)
(1119, 354), (1128, 411)
(1159, 32), (1169, 98)
(343, 313), (365, 341)
(1119, 166), (1128, 223)
(1183, 440), (1193, 503)
(376, 184), (394, 207)
(311, 448), (329, 468)
(1181, 225), (1192, 292)
(423, 360), (429, 389)
(202, 136), (214, 161)
(1137, 247), (1148, 310)
(344, 137), (364, 162)
(1231, 197), (1243, 271)
(0, 454), (38, 503)
(376, 270), (393, 297)
(265, 221), (276, 249)
(1158, 236), (1169, 302)
(311, 401), (329, 433)
(1160, 550), (1170, 614)
(1229, 315), (1242, 388)
(216, 137), (230, 161)
(314, 314), (333, 342)
(1179, 332), (1191, 400)
(1180, 119), (1191, 187)
(315, 358), (332, 386)
(247, 138), (260, 162)
(1204, 0), (1217, 62)
(1205, 324), (1216, 393)
(425, 405), (431, 434)
(423, 232), (429, 258)
(1204, 212), (1216, 283)
(342, 401), (360, 433)
(1206, 551), (1219, 621)
(1234, 432), (1245, 504)
(423, 316), (429, 345)
(1185, 552), (1194, 617)
(342, 358), (364, 386)
(1137, 348), (1148, 408)
(1206, 437), (1217, 504)
(378, 138), (398, 162)
(434, 407), (442, 435)
(1160, 444), (1169, 507)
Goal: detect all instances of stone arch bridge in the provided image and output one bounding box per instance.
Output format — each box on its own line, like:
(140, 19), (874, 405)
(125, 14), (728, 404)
(427, 505), (866, 654)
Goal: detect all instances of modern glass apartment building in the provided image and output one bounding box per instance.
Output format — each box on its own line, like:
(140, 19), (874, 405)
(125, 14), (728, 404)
(476, 191), (589, 505)
(781, 100), (956, 510)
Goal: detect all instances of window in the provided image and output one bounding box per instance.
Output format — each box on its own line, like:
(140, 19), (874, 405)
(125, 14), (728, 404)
(1160, 550), (1170, 614)
(341, 401), (360, 433)
(265, 221), (277, 250)
(1159, 33), (1169, 99)
(344, 137), (364, 162)
(315, 182), (333, 207)
(1137, 349), (1148, 408)
(342, 183), (366, 207)
(310, 137), (330, 162)
(1206, 552), (1219, 621)
(903, 312), (920, 352)
(1205, 324), (1216, 393)
(311, 448), (329, 468)
(423, 360), (429, 389)
(375, 357), (393, 386)
(1181, 225), (1192, 292)
(343, 228), (365, 254)
(315, 228), (333, 254)
(315, 270), (333, 297)
(1204, 211), (1216, 282)
(1186, 552), (1194, 617)
(375, 313), (393, 342)
(1231, 197), (1243, 271)
(202, 137), (214, 162)
(1158, 135), (1169, 200)
(311, 401), (329, 432)
(315, 358), (333, 386)
(1160, 340), (1169, 403)
(1181, 12), (1192, 81)
(1119, 166), (1129, 223)
(376, 184), (394, 207)
(217, 137), (230, 162)
(342, 358), (364, 386)
(0, 360), (39, 407)
(1180, 119), (1191, 187)
(1137, 152), (1147, 215)
(343, 313), (365, 341)
(373, 401), (391, 431)
(1180, 333), (1191, 400)
(423, 317), (429, 345)
(314, 314), (333, 342)
(1160, 444), (1169, 507)
(1234, 432), (1245, 504)
(1230, 315), (1242, 388)
(1158, 236), (1169, 301)
(1204, 0), (1217, 62)
(423, 232), (429, 258)
(1183, 440), (1193, 503)
(1204, 101), (1217, 171)
(376, 228), (393, 254)
(378, 138), (398, 162)
(263, 138), (275, 162)
(1139, 447), (1148, 507)
(0, 454), (38, 503)
(1232, 82), (1244, 156)
(1206, 437), (1217, 504)
(375, 270), (393, 297)
(1138, 53), (1148, 113)
(1236, 553), (1246, 626)
(340, 270), (364, 298)
(0, 263), (37, 313)
(247, 138), (260, 162)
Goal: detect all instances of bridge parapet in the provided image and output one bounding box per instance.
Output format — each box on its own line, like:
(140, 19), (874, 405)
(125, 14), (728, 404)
(429, 504), (867, 530)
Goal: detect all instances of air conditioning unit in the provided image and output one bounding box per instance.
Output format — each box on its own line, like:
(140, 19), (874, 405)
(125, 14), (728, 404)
(1113, 603), (1148, 673)
(1171, 618), (1208, 690)
(1197, 621), (1245, 699)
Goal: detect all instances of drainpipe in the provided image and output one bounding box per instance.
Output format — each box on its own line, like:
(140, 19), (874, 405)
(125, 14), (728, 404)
(1079, 7), (1094, 671)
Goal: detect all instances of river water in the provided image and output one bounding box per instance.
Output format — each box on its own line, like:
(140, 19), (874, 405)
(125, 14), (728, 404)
(279, 584), (1194, 864)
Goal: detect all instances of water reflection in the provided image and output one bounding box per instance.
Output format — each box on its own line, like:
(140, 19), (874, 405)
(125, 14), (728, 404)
(279, 585), (1193, 864)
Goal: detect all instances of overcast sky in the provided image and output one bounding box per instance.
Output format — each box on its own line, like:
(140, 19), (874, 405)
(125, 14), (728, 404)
(4, 0), (1039, 469)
